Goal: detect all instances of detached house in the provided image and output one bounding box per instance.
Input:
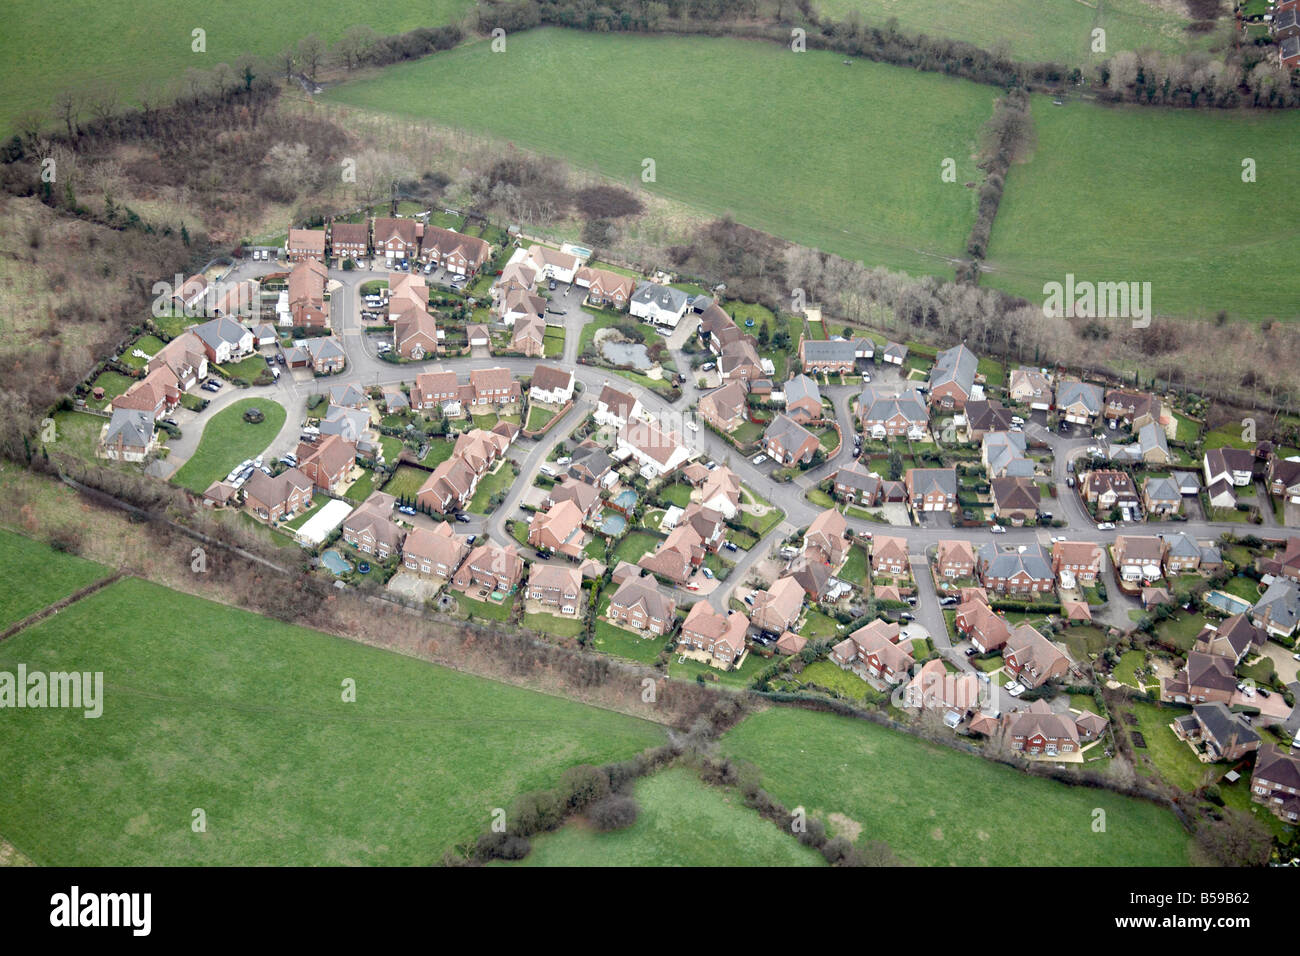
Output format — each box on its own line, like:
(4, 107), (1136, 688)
(782, 375), (823, 424)
(831, 619), (913, 685)
(803, 508), (847, 567)
(989, 476), (1040, 523)
(905, 467), (958, 514)
(1162, 651), (1237, 705)
(411, 370), (461, 414)
(936, 539), (977, 580)
(243, 467), (313, 522)
(97, 409), (159, 462)
(617, 419), (691, 478)
(529, 364), (575, 406)
(954, 596), (1011, 653)
(1050, 540), (1103, 587)
(698, 466), (742, 519)
(698, 381), (749, 433)
(594, 383), (643, 429)
(1251, 746), (1300, 823)
(606, 577), (677, 636)
(927, 343), (978, 411)
(287, 259), (330, 328)
(1251, 578), (1300, 638)
(1268, 458), (1300, 504)
(750, 575), (805, 634)
(1003, 624), (1070, 688)
(963, 400), (1015, 442)
(1142, 475), (1182, 516)
(147, 331), (207, 390)
(1055, 380), (1103, 426)
(419, 226), (490, 276)
(872, 535), (909, 578)
(402, 523), (469, 579)
(393, 307), (439, 360)
(468, 367), (522, 409)
(629, 283), (689, 328)
(192, 316), (254, 365)
(527, 564), (583, 615)
(679, 603), (749, 669)
(799, 336), (872, 375)
(1002, 699), (1083, 757)
(977, 544), (1053, 595)
(1112, 535), (1165, 583)
(1008, 367), (1052, 410)
(286, 228), (326, 262)
(453, 542), (524, 593)
(832, 462), (884, 506)
(529, 500), (588, 559)
(575, 266), (635, 310)
(1203, 447), (1255, 490)
(113, 365), (181, 419)
(373, 217), (418, 262)
(341, 491), (405, 559)
(296, 434), (356, 492)
(858, 386), (927, 440)
(763, 414), (819, 467)
(1082, 470), (1139, 513)
(329, 221), (369, 261)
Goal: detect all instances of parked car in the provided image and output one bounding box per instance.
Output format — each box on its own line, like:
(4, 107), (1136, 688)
(545, 308), (566, 316)
(751, 454), (767, 465)
(555, 457), (571, 466)
(701, 363), (715, 371)
(723, 541), (738, 552)
(1098, 522), (1116, 531)
(454, 513), (472, 524)
(397, 505), (417, 516)
(701, 567), (714, 580)
(1006, 682), (1025, 697)
(743, 594), (755, 606)
(964, 647), (976, 656)
(465, 535), (477, 545)
(548, 279), (557, 291)
(686, 421), (699, 432)
(990, 525), (1007, 534)
(859, 531), (872, 539)
(276, 353), (286, 366)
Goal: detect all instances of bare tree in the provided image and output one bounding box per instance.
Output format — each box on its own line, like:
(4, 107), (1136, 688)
(54, 90), (81, 140)
(297, 34), (325, 82)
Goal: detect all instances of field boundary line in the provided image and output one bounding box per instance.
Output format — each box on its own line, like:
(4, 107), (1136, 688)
(0, 570), (126, 643)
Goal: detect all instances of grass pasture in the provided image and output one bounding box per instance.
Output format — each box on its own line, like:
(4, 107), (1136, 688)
(0, 576), (663, 865)
(0, 0), (473, 134)
(0, 528), (111, 628)
(722, 707), (1191, 866)
(812, 0), (1217, 70)
(324, 30), (996, 279)
(986, 96), (1300, 320)
(507, 767), (824, 867)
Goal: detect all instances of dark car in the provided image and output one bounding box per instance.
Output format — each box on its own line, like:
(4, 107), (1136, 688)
(276, 353), (286, 366)
(722, 541), (738, 552)
(264, 356), (275, 367)
(548, 279), (557, 291)
(964, 647), (977, 657)
(454, 513), (472, 524)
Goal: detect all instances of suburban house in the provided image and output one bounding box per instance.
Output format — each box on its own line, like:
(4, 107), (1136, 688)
(410, 371), (461, 416)
(192, 316), (254, 365)
(418, 456), (479, 514)
(320, 405), (371, 444)
(763, 414), (819, 467)
(286, 227), (326, 263)
(147, 331), (208, 390)
(1008, 367), (1053, 410)
(547, 477), (601, 521)
(1111, 421), (1171, 466)
(568, 441), (614, 486)
(905, 467), (958, 515)
(606, 577), (677, 636)
(629, 283), (689, 328)
(782, 374), (823, 424)
(594, 383), (643, 429)
(329, 221), (369, 261)
(172, 273), (208, 311)
(698, 466), (742, 519)
(1203, 447), (1255, 490)
(509, 312), (546, 356)
(341, 491), (405, 559)
(575, 266), (635, 310)
(468, 367), (522, 409)
(788, 559), (833, 601)
(750, 575), (805, 634)
(1112, 535), (1166, 583)
(529, 500), (588, 559)
(871, 535), (909, 578)
(388, 273), (429, 319)
(982, 430), (1034, 479)
(453, 541), (524, 593)
(617, 419), (691, 477)
(1162, 651), (1237, 704)
(373, 217), (419, 262)
(799, 337), (872, 375)
(97, 409), (159, 462)
(1268, 458), (1300, 504)
(977, 544), (1053, 595)
(927, 343), (978, 411)
(1002, 624), (1070, 688)
(830, 619), (913, 685)
(718, 338), (765, 384)
(1050, 540), (1103, 587)
(832, 462), (885, 505)
(804, 507), (848, 567)
(527, 564), (583, 615)
(1251, 745), (1300, 823)
(857, 386), (927, 440)
(529, 364), (575, 406)
(679, 603), (749, 669)
(1001, 699), (1083, 757)
(936, 539), (978, 580)
(500, 288), (547, 331)
(698, 381), (749, 433)
(304, 336), (346, 374)
(113, 365), (181, 418)
(287, 259), (330, 328)
(295, 434), (356, 492)
(954, 596), (1011, 653)
(328, 383), (367, 409)
(1160, 531), (1202, 575)
(904, 658), (980, 712)
(393, 307), (440, 360)
(243, 467), (313, 522)
(419, 226), (491, 276)
(1251, 578), (1300, 638)
(963, 400), (1015, 441)
(1192, 614), (1266, 666)
(401, 523), (470, 578)
(1055, 380), (1104, 425)
(1260, 537), (1300, 584)
(523, 244), (583, 284)
(1082, 470), (1140, 513)
(639, 521), (709, 585)
(1142, 475), (1182, 516)
(989, 476), (1040, 522)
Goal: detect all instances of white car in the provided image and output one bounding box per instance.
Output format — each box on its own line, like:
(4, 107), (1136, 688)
(1087, 446), (1101, 456)
(1006, 682), (1025, 697)
(990, 525), (1007, 534)
(1098, 522), (1116, 531)
(751, 454), (767, 465)
(1050, 535), (1065, 543)
(686, 421), (699, 432)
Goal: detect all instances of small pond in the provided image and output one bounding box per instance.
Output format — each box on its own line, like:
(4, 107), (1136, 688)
(600, 340), (652, 370)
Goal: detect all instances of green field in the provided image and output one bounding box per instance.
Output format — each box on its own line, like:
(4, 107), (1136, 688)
(0, 576), (663, 865)
(0, 528), (110, 628)
(0, 0), (473, 134)
(508, 767), (824, 867)
(170, 398), (287, 492)
(813, 0), (1214, 69)
(722, 708), (1191, 866)
(986, 96), (1300, 320)
(325, 30), (996, 278)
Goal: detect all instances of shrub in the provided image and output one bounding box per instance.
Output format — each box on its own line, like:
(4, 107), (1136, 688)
(586, 794), (639, 832)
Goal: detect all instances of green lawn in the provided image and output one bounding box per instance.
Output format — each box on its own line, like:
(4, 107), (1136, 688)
(656, 482), (693, 508)
(118, 334), (168, 369)
(170, 398), (287, 493)
(543, 329), (566, 359)
(723, 708), (1191, 866)
(525, 405), (557, 432)
(799, 609), (842, 641)
(0, 0), (474, 135)
(455, 590), (515, 622)
(1154, 612), (1210, 654)
(611, 531), (661, 566)
(281, 493), (328, 531)
(1058, 625), (1109, 662)
(1112, 649), (1150, 690)
(813, 0), (1215, 70)
(382, 464), (430, 503)
(507, 766), (824, 867)
(1124, 701), (1210, 795)
(0, 528), (111, 628)
(840, 545), (868, 585)
(86, 370), (136, 409)
(421, 437), (455, 466)
(218, 354), (270, 382)
(48, 409), (115, 461)
(667, 649), (767, 689)
(342, 468), (376, 503)
(0, 576), (663, 865)
(468, 462), (516, 514)
(591, 618), (666, 665)
(325, 30), (997, 279)
(987, 95), (1300, 320)
(524, 611), (585, 639)
(795, 660), (882, 703)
